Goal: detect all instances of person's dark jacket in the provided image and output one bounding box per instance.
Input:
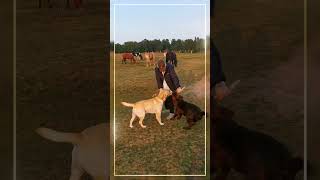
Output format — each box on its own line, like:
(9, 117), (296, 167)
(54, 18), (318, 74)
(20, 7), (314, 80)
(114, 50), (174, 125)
(166, 51), (178, 67)
(211, 42), (226, 88)
(155, 63), (181, 91)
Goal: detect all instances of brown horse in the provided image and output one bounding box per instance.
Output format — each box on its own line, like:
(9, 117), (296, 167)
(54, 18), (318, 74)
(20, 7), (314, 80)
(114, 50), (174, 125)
(144, 52), (155, 67)
(122, 53), (136, 64)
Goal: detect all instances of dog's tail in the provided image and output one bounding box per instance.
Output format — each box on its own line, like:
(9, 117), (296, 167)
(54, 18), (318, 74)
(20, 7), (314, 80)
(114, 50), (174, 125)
(36, 128), (82, 145)
(121, 102), (134, 107)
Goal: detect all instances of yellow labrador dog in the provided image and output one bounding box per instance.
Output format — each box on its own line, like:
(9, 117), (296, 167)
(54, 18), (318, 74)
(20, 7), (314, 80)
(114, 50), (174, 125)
(36, 123), (108, 180)
(121, 88), (171, 128)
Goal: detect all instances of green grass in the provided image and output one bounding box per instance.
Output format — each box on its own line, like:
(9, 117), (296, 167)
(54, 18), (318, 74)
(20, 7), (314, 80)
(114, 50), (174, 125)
(111, 52), (209, 175)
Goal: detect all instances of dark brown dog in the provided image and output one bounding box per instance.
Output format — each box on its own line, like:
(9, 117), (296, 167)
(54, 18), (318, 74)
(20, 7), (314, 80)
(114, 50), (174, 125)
(211, 105), (304, 180)
(172, 92), (205, 129)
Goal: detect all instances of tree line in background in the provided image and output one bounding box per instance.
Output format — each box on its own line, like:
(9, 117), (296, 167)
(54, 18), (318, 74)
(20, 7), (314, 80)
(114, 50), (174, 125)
(111, 37), (209, 53)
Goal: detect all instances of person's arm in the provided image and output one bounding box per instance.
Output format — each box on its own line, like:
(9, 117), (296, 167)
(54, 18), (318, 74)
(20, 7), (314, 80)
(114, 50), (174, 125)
(167, 64), (181, 91)
(211, 42), (226, 87)
(155, 68), (163, 89)
(211, 41), (231, 101)
(165, 52), (169, 63)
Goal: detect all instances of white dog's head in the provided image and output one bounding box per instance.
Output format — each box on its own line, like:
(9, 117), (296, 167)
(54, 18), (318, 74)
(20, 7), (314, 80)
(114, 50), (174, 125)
(157, 89), (171, 101)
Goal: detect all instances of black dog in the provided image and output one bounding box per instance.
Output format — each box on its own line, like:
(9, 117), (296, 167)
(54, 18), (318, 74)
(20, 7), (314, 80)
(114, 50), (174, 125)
(211, 105), (304, 180)
(172, 92), (205, 129)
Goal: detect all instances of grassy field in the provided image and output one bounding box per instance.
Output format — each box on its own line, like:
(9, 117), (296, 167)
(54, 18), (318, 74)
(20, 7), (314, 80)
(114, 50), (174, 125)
(14, 0), (309, 179)
(16, 1), (108, 180)
(111, 52), (209, 176)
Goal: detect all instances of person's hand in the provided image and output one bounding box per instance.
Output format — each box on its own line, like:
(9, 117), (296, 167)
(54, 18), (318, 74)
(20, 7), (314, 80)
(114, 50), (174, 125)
(176, 87), (185, 94)
(214, 81), (231, 101)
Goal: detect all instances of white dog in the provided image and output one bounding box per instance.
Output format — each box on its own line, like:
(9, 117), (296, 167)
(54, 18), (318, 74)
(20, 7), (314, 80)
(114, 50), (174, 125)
(36, 123), (109, 180)
(121, 88), (171, 128)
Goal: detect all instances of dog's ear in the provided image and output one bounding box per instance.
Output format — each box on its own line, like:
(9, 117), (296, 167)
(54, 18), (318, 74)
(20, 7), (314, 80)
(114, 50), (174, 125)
(160, 94), (164, 100)
(153, 89), (161, 97)
(158, 90), (169, 101)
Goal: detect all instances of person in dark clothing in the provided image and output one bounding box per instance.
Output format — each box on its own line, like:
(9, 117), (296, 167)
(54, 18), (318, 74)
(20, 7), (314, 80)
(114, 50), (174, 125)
(211, 42), (226, 87)
(155, 60), (183, 119)
(211, 40), (232, 177)
(165, 50), (178, 67)
(211, 41), (230, 101)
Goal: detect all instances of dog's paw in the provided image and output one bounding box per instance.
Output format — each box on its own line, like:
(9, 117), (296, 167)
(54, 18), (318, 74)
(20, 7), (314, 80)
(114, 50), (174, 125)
(160, 122), (164, 125)
(141, 125), (147, 128)
(130, 125), (133, 128)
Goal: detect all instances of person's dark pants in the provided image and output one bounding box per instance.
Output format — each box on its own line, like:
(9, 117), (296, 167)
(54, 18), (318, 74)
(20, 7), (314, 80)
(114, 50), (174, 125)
(174, 59), (177, 67)
(164, 95), (175, 113)
(166, 59), (177, 67)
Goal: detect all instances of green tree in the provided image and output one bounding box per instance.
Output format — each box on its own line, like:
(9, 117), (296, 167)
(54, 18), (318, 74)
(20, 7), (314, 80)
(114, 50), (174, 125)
(113, 37), (205, 53)
(175, 39), (183, 52)
(184, 39), (194, 53)
(161, 39), (171, 51)
(115, 43), (123, 53)
(171, 39), (177, 51)
(110, 41), (114, 51)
